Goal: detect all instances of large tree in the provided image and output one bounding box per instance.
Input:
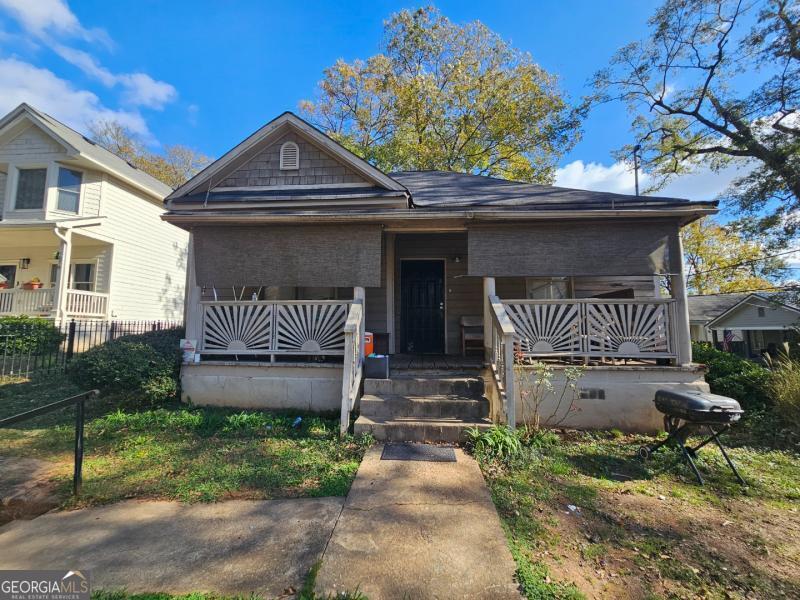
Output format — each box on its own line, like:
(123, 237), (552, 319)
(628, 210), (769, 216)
(88, 120), (211, 189)
(592, 0), (800, 243)
(682, 217), (788, 294)
(301, 7), (581, 183)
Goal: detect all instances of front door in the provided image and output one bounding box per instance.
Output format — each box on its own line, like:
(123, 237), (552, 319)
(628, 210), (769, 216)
(401, 260), (445, 353)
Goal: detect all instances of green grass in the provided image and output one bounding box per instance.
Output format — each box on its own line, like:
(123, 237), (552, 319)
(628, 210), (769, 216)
(0, 373), (373, 506)
(476, 427), (800, 599)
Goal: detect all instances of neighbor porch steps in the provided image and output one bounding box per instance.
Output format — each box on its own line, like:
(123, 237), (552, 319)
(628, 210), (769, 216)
(354, 371), (493, 443)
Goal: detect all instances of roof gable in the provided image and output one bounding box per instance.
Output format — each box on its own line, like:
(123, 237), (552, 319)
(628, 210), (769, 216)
(216, 130), (369, 188)
(168, 112), (407, 201)
(706, 293), (800, 329)
(0, 103), (172, 200)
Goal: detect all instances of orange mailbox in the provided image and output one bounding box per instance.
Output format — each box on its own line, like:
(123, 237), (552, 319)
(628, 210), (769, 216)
(364, 332), (374, 356)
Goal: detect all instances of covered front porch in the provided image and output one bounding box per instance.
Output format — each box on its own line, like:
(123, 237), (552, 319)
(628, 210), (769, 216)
(0, 222), (111, 319)
(181, 225), (705, 433)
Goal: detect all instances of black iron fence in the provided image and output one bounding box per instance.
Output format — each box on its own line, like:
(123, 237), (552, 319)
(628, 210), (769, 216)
(0, 319), (182, 378)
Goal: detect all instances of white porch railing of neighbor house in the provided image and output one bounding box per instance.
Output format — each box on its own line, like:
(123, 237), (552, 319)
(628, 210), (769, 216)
(0, 288), (55, 316)
(489, 295), (517, 428)
(502, 298), (676, 359)
(63, 290), (110, 319)
(340, 300), (365, 437)
(200, 300), (351, 356)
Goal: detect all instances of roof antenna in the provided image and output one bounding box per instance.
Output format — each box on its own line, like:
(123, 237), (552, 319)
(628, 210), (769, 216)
(632, 144), (642, 197)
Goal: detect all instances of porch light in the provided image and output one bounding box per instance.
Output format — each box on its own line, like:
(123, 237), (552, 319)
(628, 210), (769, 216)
(452, 256), (461, 263)
(19, 258), (30, 269)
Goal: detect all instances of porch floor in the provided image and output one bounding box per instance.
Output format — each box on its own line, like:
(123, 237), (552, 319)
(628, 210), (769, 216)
(389, 353), (484, 371)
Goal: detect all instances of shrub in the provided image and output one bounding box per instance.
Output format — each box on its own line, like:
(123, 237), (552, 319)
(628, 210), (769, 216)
(764, 350), (800, 429)
(465, 425), (523, 461)
(0, 316), (64, 355)
(68, 327), (184, 404)
(692, 342), (772, 411)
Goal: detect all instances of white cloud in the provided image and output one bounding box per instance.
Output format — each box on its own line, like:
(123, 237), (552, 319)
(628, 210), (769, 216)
(53, 44), (177, 109)
(0, 58), (151, 137)
(117, 73), (177, 110)
(554, 159), (747, 202)
(0, 0), (109, 45)
(0, 0), (176, 111)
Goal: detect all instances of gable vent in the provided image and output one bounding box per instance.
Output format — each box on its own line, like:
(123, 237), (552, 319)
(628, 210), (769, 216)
(279, 141), (300, 170)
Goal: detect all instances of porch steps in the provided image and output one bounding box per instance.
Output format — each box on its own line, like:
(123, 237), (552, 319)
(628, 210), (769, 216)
(354, 371), (492, 443)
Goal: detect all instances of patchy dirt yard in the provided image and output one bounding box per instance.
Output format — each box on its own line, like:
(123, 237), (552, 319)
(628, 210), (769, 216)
(479, 428), (800, 599)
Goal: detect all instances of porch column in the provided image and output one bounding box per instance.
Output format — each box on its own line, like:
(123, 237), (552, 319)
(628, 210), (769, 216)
(354, 286), (366, 358)
(483, 277), (496, 362)
(52, 226), (72, 322)
(668, 231), (692, 365)
(184, 233), (203, 345)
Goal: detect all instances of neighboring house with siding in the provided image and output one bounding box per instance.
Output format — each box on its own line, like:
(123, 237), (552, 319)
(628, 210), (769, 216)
(689, 293), (800, 358)
(0, 103), (188, 321)
(164, 111), (718, 437)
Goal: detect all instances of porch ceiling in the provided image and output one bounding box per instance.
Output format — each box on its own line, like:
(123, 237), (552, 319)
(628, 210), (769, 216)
(0, 226), (108, 249)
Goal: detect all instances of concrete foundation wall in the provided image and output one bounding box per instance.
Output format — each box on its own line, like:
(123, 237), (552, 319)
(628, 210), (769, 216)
(512, 365), (709, 433)
(181, 362), (343, 412)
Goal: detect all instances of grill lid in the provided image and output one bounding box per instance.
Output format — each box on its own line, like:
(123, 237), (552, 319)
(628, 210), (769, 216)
(654, 389), (743, 415)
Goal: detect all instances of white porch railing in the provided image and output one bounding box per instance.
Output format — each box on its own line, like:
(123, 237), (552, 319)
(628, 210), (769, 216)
(489, 295), (517, 428)
(340, 300), (365, 436)
(503, 298), (676, 359)
(0, 288), (55, 316)
(199, 300), (351, 356)
(63, 289), (110, 318)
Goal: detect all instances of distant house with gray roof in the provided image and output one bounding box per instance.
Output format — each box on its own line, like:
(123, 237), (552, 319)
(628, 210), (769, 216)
(689, 293), (800, 358)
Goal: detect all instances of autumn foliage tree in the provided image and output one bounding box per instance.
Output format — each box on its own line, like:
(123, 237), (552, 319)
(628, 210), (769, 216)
(593, 0), (800, 243)
(682, 217), (788, 294)
(301, 7), (581, 183)
(88, 120), (211, 188)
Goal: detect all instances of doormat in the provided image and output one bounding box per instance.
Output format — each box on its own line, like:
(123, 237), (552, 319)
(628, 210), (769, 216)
(381, 443), (456, 462)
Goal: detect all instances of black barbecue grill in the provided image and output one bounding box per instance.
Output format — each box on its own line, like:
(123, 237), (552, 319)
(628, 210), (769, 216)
(639, 389), (746, 486)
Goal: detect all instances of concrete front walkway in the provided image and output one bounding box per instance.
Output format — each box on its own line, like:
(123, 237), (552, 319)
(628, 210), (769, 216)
(315, 445), (521, 599)
(0, 498), (343, 597)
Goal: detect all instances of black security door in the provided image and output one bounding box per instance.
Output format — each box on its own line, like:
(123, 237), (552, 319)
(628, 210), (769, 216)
(401, 260), (445, 353)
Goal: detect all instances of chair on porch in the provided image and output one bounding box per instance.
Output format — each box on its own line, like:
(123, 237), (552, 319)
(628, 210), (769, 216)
(460, 316), (484, 356)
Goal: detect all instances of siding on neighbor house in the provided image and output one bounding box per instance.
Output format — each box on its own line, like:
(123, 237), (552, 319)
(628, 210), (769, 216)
(217, 132), (368, 188)
(84, 176), (188, 320)
(713, 297), (800, 330)
(0, 126), (65, 163)
(0, 171), (6, 216)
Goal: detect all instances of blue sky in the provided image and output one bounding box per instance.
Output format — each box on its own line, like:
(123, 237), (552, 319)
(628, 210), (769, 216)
(0, 0), (741, 200)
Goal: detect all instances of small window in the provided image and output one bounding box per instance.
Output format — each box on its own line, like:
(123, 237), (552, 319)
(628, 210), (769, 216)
(757, 307), (766, 317)
(50, 264), (60, 288)
(56, 167), (82, 212)
(279, 141), (299, 170)
(71, 263), (95, 291)
(15, 168), (47, 209)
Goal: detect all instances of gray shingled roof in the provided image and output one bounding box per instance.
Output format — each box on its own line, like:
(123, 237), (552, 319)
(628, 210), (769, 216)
(390, 170), (713, 211)
(688, 294), (749, 323)
(0, 104), (173, 198)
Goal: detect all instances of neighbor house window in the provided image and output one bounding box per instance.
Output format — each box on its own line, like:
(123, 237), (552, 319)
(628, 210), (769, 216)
(56, 168), (82, 212)
(71, 263), (95, 291)
(49, 264), (60, 288)
(757, 307), (766, 317)
(15, 168), (47, 209)
(279, 141), (299, 170)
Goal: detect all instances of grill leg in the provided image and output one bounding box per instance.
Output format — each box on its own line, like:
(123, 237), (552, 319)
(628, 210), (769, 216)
(680, 443), (705, 485)
(706, 426), (747, 486)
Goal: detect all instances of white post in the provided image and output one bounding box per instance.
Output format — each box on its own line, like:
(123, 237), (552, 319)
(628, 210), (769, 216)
(52, 227), (72, 322)
(354, 286), (366, 358)
(669, 230), (692, 365)
(483, 277), (496, 362)
(504, 332), (516, 429)
(184, 234), (203, 345)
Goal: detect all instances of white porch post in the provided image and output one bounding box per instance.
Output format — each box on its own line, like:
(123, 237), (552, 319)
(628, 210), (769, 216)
(483, 277), (496, 362)
(354, 286), (366, 357)
(52, 227), (72, 322)
(669, 231), (692, 365)
(184, 233), (203, 345)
